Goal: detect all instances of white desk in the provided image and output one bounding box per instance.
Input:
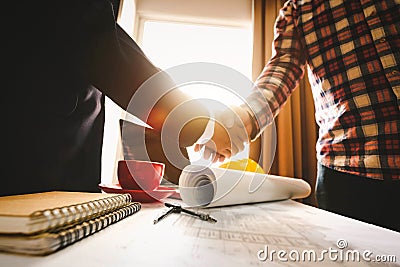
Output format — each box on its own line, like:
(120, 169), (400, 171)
(0, 200), (399, 267)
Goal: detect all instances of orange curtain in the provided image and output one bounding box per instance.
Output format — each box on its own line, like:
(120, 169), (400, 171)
(250, 0), (318, 206)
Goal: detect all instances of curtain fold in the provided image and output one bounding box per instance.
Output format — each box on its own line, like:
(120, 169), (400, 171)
(251, 0), (317, 206)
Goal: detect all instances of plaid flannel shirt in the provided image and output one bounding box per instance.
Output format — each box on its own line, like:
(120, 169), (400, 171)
(247, 0), (400, 180)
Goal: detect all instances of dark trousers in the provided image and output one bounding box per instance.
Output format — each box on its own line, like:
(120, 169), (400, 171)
(316, 163), (400, 232)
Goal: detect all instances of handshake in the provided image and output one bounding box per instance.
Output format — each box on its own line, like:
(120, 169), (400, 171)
(194, 104), (258, 163)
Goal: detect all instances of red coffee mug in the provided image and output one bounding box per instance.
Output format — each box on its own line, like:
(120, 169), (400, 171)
(118, 160), (165, 191)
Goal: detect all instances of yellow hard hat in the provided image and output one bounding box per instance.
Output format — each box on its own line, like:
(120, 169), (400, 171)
(219, 158), (265, 174)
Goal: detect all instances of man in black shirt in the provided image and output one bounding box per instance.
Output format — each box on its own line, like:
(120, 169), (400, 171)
(2, 1), (214, 196)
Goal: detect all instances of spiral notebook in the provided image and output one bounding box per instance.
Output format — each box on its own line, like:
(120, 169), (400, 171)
(0, 202), (141, 255)
(0, 191), (132, 235)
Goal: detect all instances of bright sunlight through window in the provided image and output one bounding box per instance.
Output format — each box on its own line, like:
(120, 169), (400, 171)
(140, 21), (253, 163)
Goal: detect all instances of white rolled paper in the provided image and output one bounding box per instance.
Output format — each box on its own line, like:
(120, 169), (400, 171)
(179, 165), (311, 208)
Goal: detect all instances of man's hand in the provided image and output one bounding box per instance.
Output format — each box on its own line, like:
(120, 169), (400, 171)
(194, 105), (255, 162)
(194, 121), (231, 163)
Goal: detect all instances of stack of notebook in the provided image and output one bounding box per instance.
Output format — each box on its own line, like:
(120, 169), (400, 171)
(0, 191), (141, 256)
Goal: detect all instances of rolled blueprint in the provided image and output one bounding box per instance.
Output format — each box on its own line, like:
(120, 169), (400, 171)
(179, 165), (311, 208)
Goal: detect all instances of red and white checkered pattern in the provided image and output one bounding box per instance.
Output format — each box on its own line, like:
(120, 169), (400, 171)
(248, 0), (400, 180)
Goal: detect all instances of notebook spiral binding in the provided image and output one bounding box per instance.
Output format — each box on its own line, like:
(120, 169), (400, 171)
(29, 194), (132, 233)
(57, 202), (141, 251)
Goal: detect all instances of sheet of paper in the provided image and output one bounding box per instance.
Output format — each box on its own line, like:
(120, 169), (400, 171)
(150, 200), (400, 266)
(1, 200), (399, 266)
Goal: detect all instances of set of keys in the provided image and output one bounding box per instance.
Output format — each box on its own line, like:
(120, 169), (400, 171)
(153, 202), (217, 224)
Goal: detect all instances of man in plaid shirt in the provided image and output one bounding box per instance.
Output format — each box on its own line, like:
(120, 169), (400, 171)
(206, 0), (399, 231)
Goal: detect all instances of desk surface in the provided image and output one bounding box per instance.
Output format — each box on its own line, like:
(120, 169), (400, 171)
(0, 200), (399, 267)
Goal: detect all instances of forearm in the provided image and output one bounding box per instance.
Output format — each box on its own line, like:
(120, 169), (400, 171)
(147, 87), (210, 147)
(246, 1), (306, 138)
(84, 23), (209, 147)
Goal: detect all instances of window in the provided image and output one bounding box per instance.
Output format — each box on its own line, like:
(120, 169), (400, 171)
(140, 20), (253, 164)
(141, 21), (252, 77)
(102, 1), (253, 182)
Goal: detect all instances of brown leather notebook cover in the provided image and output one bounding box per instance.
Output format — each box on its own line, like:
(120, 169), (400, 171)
(0, 191), (132, 235)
